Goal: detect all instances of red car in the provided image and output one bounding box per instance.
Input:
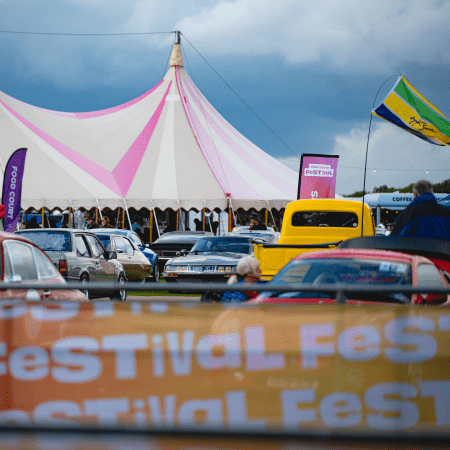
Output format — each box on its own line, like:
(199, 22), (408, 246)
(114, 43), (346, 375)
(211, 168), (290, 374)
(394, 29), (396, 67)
(0, 231), (86, 301)
(251, 248), (450, 305)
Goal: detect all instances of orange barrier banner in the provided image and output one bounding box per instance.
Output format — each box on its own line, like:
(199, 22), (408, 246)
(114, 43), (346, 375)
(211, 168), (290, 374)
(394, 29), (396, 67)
(0, 300), (449, 433)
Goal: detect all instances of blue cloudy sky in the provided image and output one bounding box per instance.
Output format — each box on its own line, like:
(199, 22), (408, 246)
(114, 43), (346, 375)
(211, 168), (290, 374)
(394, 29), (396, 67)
(1, 0), (450, 195)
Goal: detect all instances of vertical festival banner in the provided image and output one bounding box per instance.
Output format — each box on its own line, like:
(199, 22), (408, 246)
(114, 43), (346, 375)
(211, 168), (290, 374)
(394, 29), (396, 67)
(2, 148), (27, 232)
(297, 153), (339, 200)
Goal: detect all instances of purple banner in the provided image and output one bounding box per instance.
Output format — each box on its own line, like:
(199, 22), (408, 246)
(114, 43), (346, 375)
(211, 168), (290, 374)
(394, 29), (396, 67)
(297, 154), (339, 200)
(2, 148), (27, 232)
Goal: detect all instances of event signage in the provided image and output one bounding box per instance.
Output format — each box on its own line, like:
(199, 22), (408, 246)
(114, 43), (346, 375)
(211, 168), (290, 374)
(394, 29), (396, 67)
(297, 154), (339, 200)
(1, 148), (27, 232)
(1, 301), (449, 433)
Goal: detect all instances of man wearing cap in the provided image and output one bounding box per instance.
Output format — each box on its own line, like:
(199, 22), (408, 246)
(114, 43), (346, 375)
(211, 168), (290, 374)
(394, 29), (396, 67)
(84, 212), (100, 230)
(249, 212), (267, 230)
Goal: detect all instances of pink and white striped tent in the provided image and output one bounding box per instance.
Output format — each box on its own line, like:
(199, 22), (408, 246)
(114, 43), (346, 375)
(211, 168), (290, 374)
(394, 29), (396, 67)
(0, 42), (298, 212)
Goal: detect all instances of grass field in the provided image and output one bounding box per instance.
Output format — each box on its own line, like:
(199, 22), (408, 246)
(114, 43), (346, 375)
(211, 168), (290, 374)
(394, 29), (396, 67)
(128, 277), (199, 297)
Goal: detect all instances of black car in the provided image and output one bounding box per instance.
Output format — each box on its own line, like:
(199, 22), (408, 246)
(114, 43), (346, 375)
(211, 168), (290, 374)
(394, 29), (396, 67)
(149, 231), (213, 273)
(163, 236), (254, 284)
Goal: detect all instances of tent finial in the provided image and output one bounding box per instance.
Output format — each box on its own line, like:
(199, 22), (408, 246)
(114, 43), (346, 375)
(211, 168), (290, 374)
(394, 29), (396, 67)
(170, 31), (183, 67)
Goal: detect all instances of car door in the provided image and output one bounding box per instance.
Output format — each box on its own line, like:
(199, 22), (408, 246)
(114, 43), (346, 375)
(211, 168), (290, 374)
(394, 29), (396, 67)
(2, 240), (61, 300)
(74, 234), (98, 281)
(85, 234), (117, 283)
(124, 237), (150, 281)
(111, 236), (131, 276)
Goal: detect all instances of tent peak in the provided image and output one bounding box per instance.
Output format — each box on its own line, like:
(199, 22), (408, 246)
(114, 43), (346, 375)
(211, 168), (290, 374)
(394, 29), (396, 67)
(170, 32), (183, 67)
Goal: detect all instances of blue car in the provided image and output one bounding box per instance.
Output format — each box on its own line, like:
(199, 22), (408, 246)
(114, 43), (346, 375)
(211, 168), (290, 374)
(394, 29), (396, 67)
(92, 229), (160, 282)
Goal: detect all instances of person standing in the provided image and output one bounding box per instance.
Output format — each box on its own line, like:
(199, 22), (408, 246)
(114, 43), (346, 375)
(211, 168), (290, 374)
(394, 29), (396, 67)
(101, 216), (113, 228)
(249, 212), (267, 230)
(391, 180), (450, 240)
(84, 212), (100, 230)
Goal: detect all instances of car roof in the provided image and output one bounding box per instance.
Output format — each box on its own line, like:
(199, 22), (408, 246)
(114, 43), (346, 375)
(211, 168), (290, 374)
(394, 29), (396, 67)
(339, 236), (450, 261)
(16, 228), (95, 235)
(293, 248), (431, 264)
(91, 229), (130, 235)
(197, 235), (253, 241)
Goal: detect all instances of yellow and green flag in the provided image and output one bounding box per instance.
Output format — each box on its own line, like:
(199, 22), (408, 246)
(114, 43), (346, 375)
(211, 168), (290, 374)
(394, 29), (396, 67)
(372, 76), (450, 146)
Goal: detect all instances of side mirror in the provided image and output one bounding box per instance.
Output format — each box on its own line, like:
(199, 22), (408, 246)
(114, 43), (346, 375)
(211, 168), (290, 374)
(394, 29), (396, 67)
(107, 251), (118, 260)
(8, 274), (22, 283)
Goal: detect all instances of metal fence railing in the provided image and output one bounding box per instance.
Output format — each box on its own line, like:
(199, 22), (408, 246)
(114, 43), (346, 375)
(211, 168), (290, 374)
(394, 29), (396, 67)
(4, 281), (450, 303)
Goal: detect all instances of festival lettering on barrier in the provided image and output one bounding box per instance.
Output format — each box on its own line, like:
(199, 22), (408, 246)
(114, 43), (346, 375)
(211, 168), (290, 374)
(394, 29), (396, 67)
(0, 301), (449, 431)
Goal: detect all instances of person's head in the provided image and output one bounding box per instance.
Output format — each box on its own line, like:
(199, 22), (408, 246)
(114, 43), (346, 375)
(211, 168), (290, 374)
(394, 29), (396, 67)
(228, 256), (261, 284)
(84, 212), (94, 223)
(413, 180), (433, 199)
(249, 212), (260, 226)
(101, 216), (110, 227)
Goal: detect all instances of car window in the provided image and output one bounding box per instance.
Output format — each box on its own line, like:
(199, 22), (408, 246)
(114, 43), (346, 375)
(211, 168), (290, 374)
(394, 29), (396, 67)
(131, 233), (144, 247)
(75, 235), (91, 258)
(86, 235), (104, 258)
(16, 231), (72, 251)
(113, 236), (127, 254)
(292, 211), (358, 228)
(4, 241), (38, 281)
(417, 263), (444, 286)
(34, 249), (59, 279)
(124, 238), (134, 255)
(96, 234), (113, 251)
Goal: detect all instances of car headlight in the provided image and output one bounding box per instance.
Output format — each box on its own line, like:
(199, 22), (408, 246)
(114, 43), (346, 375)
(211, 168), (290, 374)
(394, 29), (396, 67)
(165, 265), (175, 272)
(176, 266), (188, 272)
(217, 266), (234, 273)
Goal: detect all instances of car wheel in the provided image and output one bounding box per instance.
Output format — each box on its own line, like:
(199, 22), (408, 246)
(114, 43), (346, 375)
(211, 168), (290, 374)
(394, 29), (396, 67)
(80, 274), (90, 300)
(152, 262), (160, 282)
(111, 274), (127, 301)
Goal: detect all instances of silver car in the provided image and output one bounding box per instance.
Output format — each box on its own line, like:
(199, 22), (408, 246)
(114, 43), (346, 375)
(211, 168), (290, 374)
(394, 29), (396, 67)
(15, 229), (127, 300)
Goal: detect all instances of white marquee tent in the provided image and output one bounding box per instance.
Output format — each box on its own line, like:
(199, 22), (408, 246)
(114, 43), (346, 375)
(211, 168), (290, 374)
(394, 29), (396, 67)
(0, 40), (302, 215)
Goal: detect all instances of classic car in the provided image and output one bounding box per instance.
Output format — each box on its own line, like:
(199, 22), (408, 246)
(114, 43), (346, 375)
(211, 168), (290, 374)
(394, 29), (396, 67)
(251, 248), (450, 305)
(93, 233), (152, 282)
(149, 231), (213, 273)
(91, 229), (159, 281)
(163, 236), (254, 284)
(0, 231), (86, 301)
(15, 229), (126, 300)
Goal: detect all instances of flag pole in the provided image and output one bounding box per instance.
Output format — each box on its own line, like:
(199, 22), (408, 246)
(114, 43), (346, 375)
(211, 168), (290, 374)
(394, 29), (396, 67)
(361, 74), (400, 237)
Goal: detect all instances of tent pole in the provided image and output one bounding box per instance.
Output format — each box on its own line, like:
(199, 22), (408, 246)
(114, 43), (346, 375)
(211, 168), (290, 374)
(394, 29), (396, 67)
(41, 207), (45, 229)
(122, 209), (125, 230)
(69, 199), (73, 229)
(265, 208), (268, 226)
(266, 200), (277, 231)
(149, 208), (153, 242)
(96, 198), (103, 221)
(152, 205), (160, 239)
(123, 199), (132, 231)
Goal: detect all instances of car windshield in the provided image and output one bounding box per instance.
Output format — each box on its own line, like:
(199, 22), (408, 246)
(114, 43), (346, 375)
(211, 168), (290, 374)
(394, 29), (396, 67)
(95, 234), (113, 251)
(191, 237), (253, 254)
(262, 258), (412, 302)
(17, 231), (72, 252)
(155, 234), (204, 242)
(229, 231), (273, 241)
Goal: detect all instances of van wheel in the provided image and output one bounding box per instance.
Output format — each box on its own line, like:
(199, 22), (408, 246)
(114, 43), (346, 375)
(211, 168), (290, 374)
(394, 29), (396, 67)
(111, 274), (127, 301)
(80, 274), (90, 300)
